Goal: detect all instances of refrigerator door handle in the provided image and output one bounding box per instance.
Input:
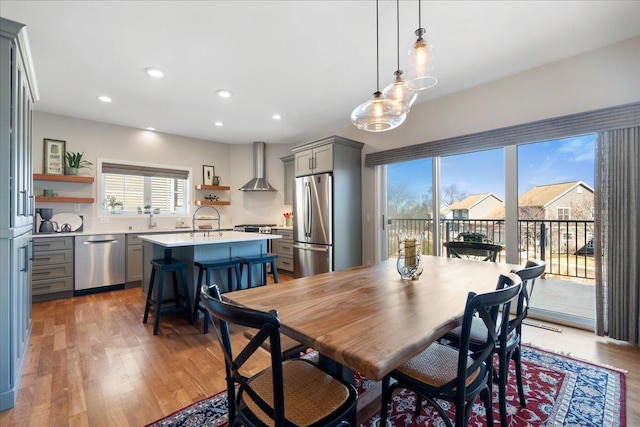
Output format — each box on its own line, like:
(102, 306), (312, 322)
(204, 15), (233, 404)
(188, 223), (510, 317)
(304, 181), (312, 237)
(293, 244), (329, 252)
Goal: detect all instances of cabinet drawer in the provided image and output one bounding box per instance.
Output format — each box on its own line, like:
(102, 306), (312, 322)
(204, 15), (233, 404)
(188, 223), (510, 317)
(276, 241), (293, 256)
(273, 229), (293, 241)
(127, 234), (143, 246)
(32, 249), (73, 266)
(32, 263), (73, 281)
(276, 256), (294, 272)
(32, 277), (74, 295)
(34, 237), (73, 251)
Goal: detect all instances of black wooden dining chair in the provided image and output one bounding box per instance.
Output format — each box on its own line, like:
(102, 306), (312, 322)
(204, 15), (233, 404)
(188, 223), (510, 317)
(380, 274), (522, 427)
(200, 284), (358, 427)
(441, 259), (546, 426)
(443, 241), (503, 262)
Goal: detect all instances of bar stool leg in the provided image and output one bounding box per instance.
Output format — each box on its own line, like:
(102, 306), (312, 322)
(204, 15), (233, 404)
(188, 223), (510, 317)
(234, 265), (243, 290)
(194, 266), (204, 320)
(271, 260), (279, 283)
(153, 272), (165, 335)
(143, 268), (156, 324)
(171, 271), (180, 309)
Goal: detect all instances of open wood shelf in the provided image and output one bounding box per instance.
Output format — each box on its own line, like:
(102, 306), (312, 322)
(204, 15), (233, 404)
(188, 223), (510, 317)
(195, 184), (231, 191)
(35, 196), (95, 203)
(195, 200), (231, 206)
(34, 174), (94, 183)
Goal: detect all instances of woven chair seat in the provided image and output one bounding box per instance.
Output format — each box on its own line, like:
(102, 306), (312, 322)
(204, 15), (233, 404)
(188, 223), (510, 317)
(396, 342), (480, 388)
(244, 359), (351, 426)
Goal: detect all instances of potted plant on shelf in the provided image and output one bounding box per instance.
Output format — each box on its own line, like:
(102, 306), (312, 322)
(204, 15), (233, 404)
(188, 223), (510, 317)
(64, 151), (93, 175)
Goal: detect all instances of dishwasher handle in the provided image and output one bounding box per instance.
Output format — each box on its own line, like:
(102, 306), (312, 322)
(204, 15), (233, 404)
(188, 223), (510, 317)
(83, 239), (119, 244)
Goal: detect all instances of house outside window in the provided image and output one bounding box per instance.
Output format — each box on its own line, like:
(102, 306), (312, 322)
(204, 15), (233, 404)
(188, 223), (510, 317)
(453, 209), (468, 219)
(557, 207), (571, 220)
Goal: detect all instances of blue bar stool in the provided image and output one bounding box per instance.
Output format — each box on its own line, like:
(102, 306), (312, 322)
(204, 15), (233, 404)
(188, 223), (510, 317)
(241, 253), (279, 288)
(193, 257), (243, 333)
(143, 258), (194, 335)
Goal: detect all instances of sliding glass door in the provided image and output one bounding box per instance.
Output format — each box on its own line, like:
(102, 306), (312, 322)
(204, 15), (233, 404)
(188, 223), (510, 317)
(383, 133), (596, 328)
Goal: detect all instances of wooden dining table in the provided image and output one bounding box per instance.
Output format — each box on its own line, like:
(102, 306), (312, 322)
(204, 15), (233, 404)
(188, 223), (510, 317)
(224, 255), (521, 420)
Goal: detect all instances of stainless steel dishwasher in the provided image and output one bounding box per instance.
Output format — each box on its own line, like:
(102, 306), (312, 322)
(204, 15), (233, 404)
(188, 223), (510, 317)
(75, 234), (126, 295)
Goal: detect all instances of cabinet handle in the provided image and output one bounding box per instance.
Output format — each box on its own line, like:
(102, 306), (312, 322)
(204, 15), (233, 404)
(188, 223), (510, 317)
(20, 245), (29, 272)
(20, 190), (27, 216)
(29, 194), (35, 216)
(308, 158), (312, 170)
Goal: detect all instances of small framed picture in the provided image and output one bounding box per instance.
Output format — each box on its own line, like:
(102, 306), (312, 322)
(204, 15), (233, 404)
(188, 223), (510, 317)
(203, 165), (215, 185)
(43, 138), (66, 175)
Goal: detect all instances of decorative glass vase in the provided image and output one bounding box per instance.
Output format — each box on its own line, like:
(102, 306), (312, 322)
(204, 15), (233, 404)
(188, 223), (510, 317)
(396, 232), (424, 280)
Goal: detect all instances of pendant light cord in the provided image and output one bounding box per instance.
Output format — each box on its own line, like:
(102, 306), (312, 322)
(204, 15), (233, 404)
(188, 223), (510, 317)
(419, 0), (422, 29)
(376, 0), (380, 93)
(396, 0), (400, 71)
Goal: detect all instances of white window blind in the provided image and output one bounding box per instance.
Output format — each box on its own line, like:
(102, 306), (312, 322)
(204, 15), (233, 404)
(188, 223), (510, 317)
(101, 160), (189, 214)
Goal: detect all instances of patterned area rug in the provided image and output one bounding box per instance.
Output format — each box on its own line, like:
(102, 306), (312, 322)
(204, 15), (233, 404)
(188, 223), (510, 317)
(146, 345), (625, 427)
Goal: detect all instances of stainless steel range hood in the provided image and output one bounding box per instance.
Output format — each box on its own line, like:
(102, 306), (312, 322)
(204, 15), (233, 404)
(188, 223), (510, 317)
(239, 141), (277, 191)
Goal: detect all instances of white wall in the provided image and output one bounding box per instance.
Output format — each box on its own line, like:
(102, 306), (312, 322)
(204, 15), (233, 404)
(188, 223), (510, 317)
(338, 36), (640, 265)
(32, 112), (295, 231)
(32, 36), (640, 262)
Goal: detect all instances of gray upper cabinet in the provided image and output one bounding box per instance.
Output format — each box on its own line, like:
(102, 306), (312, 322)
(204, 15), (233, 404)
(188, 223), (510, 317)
(281, 155), (294, 205)
(294, 142), (334, 176)
(1, 17), (38, 411)
(1, 19), (36, 231)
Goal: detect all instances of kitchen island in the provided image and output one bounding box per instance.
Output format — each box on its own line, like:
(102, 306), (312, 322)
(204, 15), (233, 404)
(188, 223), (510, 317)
(138, 231), (282, 297)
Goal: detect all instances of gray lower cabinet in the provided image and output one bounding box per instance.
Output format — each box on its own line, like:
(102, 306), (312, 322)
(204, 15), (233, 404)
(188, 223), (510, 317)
(126, 234), (143, 287)
(32, 237), (74, 302)
(272, 228), (294, 272)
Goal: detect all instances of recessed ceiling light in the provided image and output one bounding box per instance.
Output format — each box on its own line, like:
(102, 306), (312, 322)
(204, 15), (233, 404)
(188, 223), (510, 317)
(216, 89), (232, 98)
(272, 114), (282, 120)
(214, 121), (224, 127)
(145, 67), (164, 78)
(98, 96), (112, 103)
(146, 127), (156, 131)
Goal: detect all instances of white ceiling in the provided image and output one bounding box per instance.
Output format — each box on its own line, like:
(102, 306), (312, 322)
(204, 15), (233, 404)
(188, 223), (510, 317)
(2, 1), (639, 145)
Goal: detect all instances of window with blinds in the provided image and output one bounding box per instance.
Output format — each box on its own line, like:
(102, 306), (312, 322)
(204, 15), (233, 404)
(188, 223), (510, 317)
(100, 160), (189, 215)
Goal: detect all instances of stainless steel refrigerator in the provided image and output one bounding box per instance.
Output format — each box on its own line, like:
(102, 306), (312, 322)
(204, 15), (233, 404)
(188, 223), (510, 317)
(293, 173), (333, 278)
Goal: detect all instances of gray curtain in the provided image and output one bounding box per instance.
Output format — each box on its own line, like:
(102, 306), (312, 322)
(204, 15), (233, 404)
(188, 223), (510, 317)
(595, 126), (640, 345)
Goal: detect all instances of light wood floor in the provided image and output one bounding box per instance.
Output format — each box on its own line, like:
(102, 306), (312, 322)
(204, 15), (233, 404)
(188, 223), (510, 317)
(1, 274), (638, 426)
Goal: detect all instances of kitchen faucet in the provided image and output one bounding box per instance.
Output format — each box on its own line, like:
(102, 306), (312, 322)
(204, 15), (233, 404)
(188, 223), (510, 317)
(149, 212), (157, 229)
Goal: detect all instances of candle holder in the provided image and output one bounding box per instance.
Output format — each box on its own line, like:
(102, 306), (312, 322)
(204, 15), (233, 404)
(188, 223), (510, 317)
(397, 232), (424, 280)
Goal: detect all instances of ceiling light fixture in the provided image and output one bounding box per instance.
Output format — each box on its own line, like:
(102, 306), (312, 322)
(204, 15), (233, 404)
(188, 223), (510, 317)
(406, 0), (437, 90)
(145, 67), (164, 78)
(382, 0), (417, 111)
(214, 121), (224, 127)
(146, 127), (156, 131)
(98, 96), (112, 103)
(272, 114), (281, 120)
(216, 89), (232, 98)
(351, 0), (406, 132)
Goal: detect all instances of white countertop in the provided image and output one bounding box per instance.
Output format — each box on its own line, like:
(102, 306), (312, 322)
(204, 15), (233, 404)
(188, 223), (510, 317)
(138, 231), (281, 247)
(31, 227), (232, 238)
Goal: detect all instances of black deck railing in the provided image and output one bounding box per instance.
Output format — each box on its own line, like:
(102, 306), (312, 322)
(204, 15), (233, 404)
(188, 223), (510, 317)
(388, 218), (595, 280)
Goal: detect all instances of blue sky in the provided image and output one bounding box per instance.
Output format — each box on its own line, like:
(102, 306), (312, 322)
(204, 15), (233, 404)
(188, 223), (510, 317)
(388, 133), (596, 202)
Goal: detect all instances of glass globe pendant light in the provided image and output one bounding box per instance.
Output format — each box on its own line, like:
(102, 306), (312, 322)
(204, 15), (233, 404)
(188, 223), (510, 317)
(351, 0), (406, 132)
(406, 0), (437, 90)
(382, 0), (417, 111)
